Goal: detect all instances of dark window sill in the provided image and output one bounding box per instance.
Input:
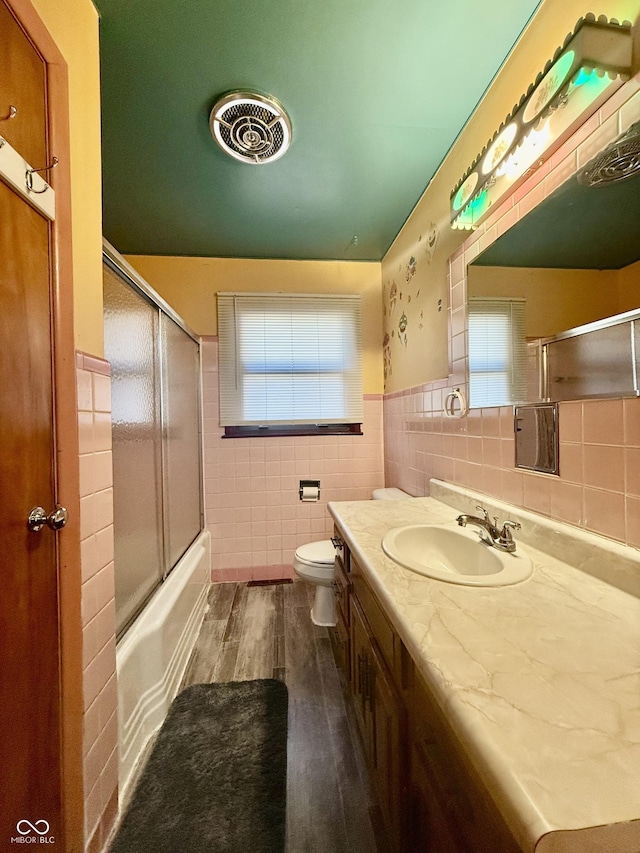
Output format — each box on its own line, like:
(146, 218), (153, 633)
(222, 423), (363, 438)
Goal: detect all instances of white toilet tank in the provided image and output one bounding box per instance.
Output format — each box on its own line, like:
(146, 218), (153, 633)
(372, 487), (410, 501)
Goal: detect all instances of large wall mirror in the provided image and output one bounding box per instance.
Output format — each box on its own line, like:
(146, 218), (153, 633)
(466, 118), (640, 407)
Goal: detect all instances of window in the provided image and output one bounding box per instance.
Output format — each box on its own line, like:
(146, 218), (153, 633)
(217, 293), (363, 435)
(468, 297), (526, 408)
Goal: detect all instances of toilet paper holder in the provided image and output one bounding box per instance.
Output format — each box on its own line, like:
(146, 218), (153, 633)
(299, 480), (320, 501)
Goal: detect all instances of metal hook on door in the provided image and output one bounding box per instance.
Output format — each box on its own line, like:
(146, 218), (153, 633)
(25, 156), (58, 193)
(0, 105), (17, 121)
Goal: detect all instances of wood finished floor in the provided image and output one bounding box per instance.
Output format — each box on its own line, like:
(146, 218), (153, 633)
(180, 580), (386, 853)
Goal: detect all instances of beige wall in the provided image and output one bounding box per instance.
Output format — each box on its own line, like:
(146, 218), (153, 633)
(127, 254), (385, 394)
(31, 0), (104, 356)
(469, 257), (640, 339)
(468, 266), (621, 338)
(618, 258), (640, 312)
(381, 0), (640, 393)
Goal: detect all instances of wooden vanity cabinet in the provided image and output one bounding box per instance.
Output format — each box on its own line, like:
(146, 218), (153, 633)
(334, 540), (522, 853)
(407, 667), (521, 852)
(348, 553), (409, 849)
(351, 595), (406, 850)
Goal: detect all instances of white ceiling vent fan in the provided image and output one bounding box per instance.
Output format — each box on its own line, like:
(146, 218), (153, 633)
(209, 91), (292, 165)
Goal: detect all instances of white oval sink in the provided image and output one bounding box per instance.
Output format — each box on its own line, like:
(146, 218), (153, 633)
(381, 523), (532, 587)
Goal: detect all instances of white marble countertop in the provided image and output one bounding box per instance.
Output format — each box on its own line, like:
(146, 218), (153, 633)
(328, 484), (640, 853)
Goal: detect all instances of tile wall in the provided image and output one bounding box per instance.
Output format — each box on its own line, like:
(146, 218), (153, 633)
(384, 74), (640, 549)
(201, 337), (385, 581)
(76, 353), (119, 852)
(384, 393), (640, 547)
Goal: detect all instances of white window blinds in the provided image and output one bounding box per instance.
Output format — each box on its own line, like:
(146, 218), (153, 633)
(217, 293), (363, 426)
(468, 297), (527, 408)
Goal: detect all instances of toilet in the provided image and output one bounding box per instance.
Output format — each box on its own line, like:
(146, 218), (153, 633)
(293, 487), (410, 626)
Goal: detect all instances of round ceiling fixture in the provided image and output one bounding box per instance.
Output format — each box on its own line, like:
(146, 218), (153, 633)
(577, 120), (640, 187)
(209, 91), (292, 165)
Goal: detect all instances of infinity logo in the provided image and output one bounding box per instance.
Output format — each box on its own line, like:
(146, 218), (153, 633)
(16, 820), (50, 836)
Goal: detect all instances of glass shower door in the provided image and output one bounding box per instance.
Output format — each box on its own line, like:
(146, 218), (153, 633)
(104, 265), (164, 636)
(161, 314), (202, 573)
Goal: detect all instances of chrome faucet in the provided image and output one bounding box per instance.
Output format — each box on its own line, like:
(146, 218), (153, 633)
(456, 505), (521, 553)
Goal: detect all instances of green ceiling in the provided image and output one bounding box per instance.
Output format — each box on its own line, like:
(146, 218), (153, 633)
(94, 0), (541, 261)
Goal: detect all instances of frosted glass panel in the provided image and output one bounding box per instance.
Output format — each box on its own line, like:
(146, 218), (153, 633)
(546, 321), (635, 400)
(161, 314), (201, 570)
(104, 266), (164, 636)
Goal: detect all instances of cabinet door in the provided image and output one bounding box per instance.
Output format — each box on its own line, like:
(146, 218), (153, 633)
(332, 549), (350, 630)
(369, 639), (406, 850)
(333, 609), (350, 680)
(409, 742), (460, 853)
(409, 669), (521, 852)
(331, 527), (349, 572)
(351, 558), (400, 686)
(0, 1), (47, 166)
(350, 597), (373, 746)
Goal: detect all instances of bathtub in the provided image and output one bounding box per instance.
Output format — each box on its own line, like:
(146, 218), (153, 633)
(116, 530), (211, 796)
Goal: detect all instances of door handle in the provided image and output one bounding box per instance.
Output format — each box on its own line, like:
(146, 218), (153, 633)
(28, 505), (69, 532)
(366, 662), (376, 713)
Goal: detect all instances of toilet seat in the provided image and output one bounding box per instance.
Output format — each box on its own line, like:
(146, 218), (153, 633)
(294, 539), (336, 567)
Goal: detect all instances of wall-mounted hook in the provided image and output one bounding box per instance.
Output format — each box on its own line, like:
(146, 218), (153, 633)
(0, 105), (17, 121)
(26, 156), (58, 193)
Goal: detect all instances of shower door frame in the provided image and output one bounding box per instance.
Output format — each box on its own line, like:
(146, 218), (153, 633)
(103, 240), (205, 633)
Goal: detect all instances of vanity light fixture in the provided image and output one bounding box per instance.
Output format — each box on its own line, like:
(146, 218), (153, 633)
(450, 15), (633, 230)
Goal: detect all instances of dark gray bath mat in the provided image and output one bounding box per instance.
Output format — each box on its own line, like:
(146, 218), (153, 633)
(109, 679), (288, 853)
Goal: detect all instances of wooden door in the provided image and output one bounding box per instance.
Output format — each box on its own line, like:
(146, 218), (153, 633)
(0, 2), (62, 844)
(0, 0), (47, 166)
